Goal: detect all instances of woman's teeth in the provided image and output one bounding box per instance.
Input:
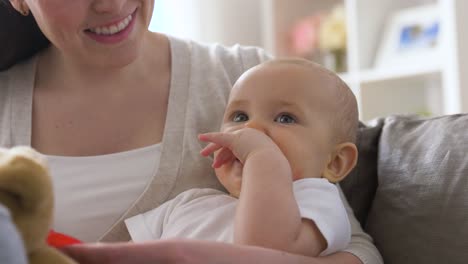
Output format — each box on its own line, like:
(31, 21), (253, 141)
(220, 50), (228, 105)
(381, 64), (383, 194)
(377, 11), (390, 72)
(88, 14), (132, 35)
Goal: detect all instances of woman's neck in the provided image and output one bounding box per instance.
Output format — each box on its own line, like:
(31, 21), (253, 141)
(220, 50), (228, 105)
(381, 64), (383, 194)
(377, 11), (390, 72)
(35, 32), (170, 95)
(30, 32), (172, 156)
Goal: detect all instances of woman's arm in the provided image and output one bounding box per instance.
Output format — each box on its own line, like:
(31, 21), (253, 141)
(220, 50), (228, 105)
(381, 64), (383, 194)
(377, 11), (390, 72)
(337, 186), (384, 264)
(61, 239), (362, 264)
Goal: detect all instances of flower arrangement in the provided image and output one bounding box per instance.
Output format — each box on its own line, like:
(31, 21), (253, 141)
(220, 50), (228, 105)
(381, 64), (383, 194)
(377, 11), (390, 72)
(289, 14), (324, 58)
(319, 5), (347, 72)
(319, 5), (347, 53)
(288, 4), (347, 72)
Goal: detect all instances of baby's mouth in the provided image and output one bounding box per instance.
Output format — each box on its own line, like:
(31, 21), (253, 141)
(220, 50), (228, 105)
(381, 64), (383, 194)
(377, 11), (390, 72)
(233, 159), (244, 173)
(234, 158), (242, 165)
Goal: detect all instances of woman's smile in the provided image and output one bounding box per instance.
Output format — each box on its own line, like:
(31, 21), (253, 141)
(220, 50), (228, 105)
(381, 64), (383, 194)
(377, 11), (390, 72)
(84, 8), (138, 45)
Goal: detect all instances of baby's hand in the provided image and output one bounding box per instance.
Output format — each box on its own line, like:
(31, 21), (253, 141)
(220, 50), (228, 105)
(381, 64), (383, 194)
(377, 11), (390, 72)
(199, 128), (281, 168)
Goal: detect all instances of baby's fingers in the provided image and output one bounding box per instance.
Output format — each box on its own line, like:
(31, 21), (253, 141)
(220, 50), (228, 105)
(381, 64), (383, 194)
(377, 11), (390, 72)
(200, 142), (223, 157)
(212, 147), (235, 168)
(199, 132), (236, 149)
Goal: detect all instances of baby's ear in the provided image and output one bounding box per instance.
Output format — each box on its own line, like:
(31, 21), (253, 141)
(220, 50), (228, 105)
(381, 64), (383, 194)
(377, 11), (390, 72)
(322, 143), (358, 183)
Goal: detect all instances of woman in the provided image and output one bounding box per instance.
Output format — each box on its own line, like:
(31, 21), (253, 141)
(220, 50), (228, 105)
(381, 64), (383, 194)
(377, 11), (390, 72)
(0, 0), (383, 263)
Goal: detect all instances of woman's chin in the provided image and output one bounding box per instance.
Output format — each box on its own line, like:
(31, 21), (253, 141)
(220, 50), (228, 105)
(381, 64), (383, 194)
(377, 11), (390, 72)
(86, 51), (138, 70)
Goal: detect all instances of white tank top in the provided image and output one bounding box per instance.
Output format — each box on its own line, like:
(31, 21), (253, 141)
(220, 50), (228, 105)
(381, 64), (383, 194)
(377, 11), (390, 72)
(45, 143), (161, 242)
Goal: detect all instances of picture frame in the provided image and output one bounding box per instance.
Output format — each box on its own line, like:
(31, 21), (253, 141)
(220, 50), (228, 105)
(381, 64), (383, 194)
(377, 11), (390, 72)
(374, 4), (440, 69)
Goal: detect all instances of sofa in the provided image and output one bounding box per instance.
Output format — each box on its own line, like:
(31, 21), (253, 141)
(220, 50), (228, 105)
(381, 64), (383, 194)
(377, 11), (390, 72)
(341, 114), (468, 264)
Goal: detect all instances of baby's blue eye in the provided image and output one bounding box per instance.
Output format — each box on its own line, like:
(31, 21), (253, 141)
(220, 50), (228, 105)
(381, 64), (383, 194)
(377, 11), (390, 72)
(275, 114), (296, 124)
(232, 112), (249, 122)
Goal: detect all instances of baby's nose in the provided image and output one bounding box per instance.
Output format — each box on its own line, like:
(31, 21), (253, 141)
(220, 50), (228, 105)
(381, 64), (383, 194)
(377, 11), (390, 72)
(245, 120), (267, 133)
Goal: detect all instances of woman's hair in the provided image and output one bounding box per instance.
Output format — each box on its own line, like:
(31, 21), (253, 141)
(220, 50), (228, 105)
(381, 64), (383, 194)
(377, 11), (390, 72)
(0, 0), (50, 71)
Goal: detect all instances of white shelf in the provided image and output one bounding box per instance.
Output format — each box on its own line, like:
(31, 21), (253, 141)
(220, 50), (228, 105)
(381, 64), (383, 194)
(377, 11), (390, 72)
(258, 0), (467, 121)
(155, 0), (468, 121)
(257, 0), (461, 121)
(359, 64), (441, 84)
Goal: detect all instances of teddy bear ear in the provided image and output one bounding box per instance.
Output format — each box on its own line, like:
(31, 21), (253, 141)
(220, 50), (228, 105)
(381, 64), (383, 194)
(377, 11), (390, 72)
(0, 147), (51, 206)
(0, 146), (54, 251)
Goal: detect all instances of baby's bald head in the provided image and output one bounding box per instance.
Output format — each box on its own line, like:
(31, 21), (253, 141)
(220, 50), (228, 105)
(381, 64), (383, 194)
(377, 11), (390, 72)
(260, 58), (359, 144)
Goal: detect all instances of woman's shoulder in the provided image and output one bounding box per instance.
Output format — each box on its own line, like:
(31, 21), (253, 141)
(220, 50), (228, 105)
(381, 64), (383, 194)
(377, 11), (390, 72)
(193, 40), (271, 70)
(168, 35), (272, 75)
(0, 56), (36, 148)
(0, 56), (37, 89)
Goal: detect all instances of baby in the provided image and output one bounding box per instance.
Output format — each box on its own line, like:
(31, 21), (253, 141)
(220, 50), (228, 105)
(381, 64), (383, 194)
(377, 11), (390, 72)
(125, 58), (359, 257)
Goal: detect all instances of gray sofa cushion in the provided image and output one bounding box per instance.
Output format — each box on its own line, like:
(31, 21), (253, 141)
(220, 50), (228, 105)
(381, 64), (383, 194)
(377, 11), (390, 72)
(341, 119), (384, 227)
(366, 114), (468, 264)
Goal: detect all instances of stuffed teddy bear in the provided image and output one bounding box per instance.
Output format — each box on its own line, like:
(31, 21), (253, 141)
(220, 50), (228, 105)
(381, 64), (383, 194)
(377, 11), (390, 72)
(0, 146), (77, 264)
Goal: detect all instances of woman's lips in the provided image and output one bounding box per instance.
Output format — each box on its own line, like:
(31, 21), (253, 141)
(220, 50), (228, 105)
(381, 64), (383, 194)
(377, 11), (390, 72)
(84, 9), (137, 45)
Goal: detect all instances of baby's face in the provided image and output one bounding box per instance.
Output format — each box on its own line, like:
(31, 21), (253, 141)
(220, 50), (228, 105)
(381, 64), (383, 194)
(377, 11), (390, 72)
(215, 63), (338, 197)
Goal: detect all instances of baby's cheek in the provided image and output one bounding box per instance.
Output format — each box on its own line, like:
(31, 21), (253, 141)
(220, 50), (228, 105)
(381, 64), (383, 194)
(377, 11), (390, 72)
(291, 165), (320, 181)
(291, 169), (304, 181)
(215, 166), (242, 198)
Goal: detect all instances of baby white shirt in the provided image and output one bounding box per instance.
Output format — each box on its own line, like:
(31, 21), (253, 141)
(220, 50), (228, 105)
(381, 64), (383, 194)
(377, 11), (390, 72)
(125, 178), (351, 255)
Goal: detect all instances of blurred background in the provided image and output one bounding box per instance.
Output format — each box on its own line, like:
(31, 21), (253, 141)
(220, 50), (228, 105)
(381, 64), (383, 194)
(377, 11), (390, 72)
(149, 0), (468, 121)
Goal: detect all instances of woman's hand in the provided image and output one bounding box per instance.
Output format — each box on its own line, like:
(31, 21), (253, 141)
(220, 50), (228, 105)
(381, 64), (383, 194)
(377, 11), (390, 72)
(60, 241), (177, 264)
(61, 239), (361, 264)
